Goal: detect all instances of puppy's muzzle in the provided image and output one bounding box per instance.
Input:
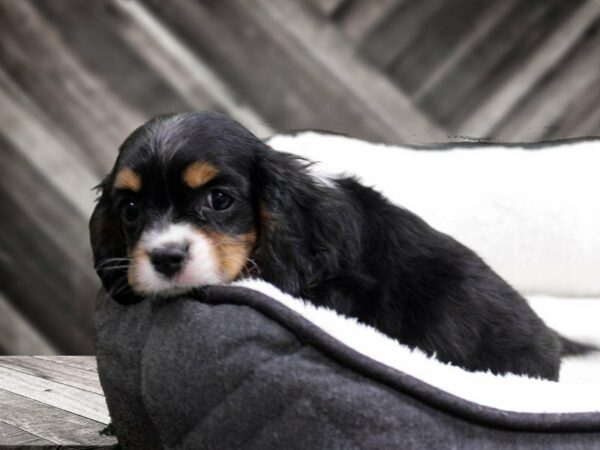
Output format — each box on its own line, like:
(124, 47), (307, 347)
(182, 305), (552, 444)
(149, 242), (189, 278)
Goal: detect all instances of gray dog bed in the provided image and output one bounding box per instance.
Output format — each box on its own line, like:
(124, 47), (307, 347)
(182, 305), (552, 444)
(95, 135), (600, 449)
(95, 286), (600, 449)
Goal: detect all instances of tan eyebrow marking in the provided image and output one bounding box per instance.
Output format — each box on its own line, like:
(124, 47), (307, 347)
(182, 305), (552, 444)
(183, 161), (219, 189)
(114, 168), (141, 192)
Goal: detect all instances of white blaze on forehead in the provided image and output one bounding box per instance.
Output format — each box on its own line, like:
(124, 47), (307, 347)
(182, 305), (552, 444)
(141, 222), (195, 248)
(130, 223), (224, 296)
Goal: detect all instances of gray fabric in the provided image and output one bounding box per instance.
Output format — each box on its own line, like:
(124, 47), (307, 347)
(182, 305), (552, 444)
(95, 287), (600, 449)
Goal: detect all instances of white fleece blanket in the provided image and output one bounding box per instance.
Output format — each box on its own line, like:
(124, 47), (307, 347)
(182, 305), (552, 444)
(233, 279), (600, 414)
(236, 132), (600, 414)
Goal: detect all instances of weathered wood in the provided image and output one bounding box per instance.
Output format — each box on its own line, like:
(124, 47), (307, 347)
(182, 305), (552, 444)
(0, 0), (143, 176)
(494, 17), (600, 141)
(360, 0), (441, 69)
(0, 420), (54, 446)
(252, 0), (444, 142)
(552, 84), (600, 139)
(0, 293), (55, 356)
(307, 0), (349, 17)
(459, 0), (600, 137)
(34, 356), (98, 373)
(334, 0), (399, 43)
(388, 0), (511, 96)
(143, 0), (440, 142)
(0, 71), (98, 219)
(0, 357), (115, 447)
(33, 0), (195, 122)
(0, 357), (102, 394)
(113, 0), (273, 138)
(0, 389), (114, 447)
(0, 365), (109, 424)
(412, 1), (515, 102)
(418, 0), (576, 129)
(0, 134), (96, 354)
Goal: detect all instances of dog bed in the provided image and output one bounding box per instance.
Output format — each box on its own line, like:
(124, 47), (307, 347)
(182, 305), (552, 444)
(95, 133), (600, 449)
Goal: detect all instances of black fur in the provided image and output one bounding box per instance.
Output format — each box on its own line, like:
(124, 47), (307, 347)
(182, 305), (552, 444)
(91, 111), (590, 381)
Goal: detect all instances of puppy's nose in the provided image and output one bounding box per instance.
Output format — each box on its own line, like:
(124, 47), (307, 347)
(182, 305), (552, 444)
(150, 243), (188, 278)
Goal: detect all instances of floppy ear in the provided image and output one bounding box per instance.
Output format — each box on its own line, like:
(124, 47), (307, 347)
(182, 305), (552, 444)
(252, 147), (346, 296)
(89, 180), (140, 305)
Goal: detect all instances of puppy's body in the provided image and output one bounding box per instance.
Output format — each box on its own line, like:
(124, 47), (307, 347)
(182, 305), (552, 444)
(91, 111), (569, 381)
(268, 174), (560, 380)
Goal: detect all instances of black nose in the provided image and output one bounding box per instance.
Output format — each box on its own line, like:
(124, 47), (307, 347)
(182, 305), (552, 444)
(150, 243), (188, 278)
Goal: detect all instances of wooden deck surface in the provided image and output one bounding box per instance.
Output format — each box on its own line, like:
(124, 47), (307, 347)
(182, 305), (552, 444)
(0, 356), (116, 449)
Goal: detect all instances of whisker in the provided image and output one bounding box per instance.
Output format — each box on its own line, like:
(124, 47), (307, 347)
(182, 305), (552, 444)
(108, 276), (132, 298)
(96, 257), (132, 269)
(111, 282), (133, 298)
(96, 265), (130, 272)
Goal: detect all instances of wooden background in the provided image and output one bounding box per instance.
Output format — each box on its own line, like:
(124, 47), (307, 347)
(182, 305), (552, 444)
(1, 0), (599, 354)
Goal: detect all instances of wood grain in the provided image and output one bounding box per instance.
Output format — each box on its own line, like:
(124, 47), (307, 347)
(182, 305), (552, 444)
(0, 365), (109, 423)
(0, 389), (114, 447)
(460, 0), (600, 136)
(0, 420), (54, 446)
(0, 357), (116, 447)
(0, 357), (102, 394)
(0, 293), (55, 355)
(34, 356), (98, 373)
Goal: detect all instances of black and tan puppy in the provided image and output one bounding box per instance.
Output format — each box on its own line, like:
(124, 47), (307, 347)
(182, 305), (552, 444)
(91, 111), (587, 380)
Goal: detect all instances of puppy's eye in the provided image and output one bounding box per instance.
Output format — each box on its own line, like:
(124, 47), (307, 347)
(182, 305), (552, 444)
(122, 200), (141, 224)
(207, 190), (233, 211)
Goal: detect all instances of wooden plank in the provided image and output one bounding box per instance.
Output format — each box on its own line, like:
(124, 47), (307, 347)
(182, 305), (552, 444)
(251, 0), (445, 142)
(0, 235), (93, 354)
(34, 357), (98, 373)
(0, 136), (96, 354)
(0, 357), (102, 394)
(494, 17), (600, 141)
(0, 365), (110, 424)
(33, 0), (272, 138)
(143, 0), (442, 143)
(334, 0), (399, 43)
(33, 0), (196, 121)
(417, 0), (570, 129)
(563, 87), (600, 138)
(544, 80), (600, 140)
(0, 129), (93, 267)
(399, 0), (516, 101)
(307, 0), (349, 17)
(387, 0), (496, 94)
(0, 388), (115, 446)
(0, 293), (55, 356)
(0, 0), (144, 176)
(359, 0), (440, 69)
(459, 0), (600, 137)
(0, 196), (96, 354)
(113, 0), (273, 138)
(0, 420), (53, 446)
(0, 72), (99, 219)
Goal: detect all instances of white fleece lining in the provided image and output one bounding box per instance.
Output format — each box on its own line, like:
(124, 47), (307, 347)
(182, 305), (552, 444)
(231, 279), (600, 414)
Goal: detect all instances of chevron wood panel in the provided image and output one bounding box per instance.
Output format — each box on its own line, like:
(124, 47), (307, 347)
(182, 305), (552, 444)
(0, 0), (598, 354)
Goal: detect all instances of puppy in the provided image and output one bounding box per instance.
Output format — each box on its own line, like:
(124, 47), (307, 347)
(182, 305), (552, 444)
(91, 111), (585, 381)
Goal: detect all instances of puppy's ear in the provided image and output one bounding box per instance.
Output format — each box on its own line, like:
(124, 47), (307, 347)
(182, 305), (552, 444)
(89, 179), (139, 305)
(252, 147), (343, 296)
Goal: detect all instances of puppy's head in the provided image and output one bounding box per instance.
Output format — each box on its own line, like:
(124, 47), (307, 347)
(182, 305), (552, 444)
(91, 111), (342, 304)
(90, 112), (268, 302)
